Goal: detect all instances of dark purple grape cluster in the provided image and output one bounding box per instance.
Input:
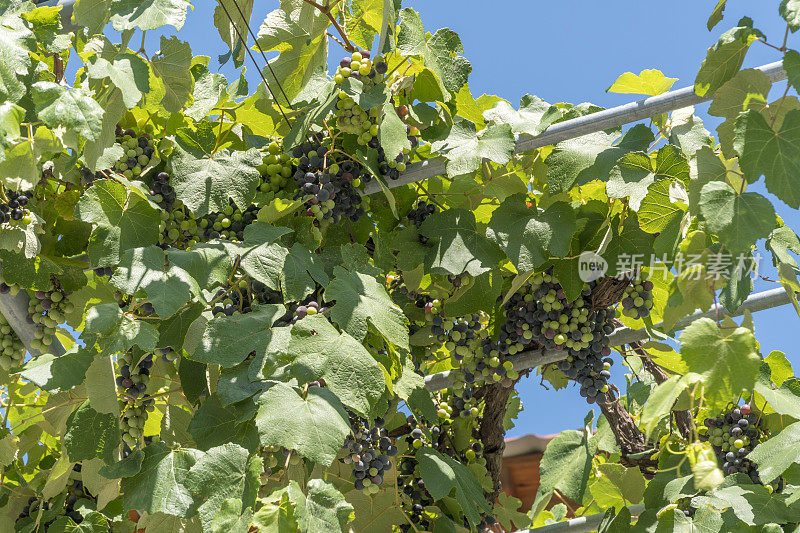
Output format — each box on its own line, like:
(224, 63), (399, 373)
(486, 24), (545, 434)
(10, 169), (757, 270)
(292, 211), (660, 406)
(291, 140), (371, 224)
(0, 189), (32, 225)
(340, 415), (397, 493)
(502, 273), (616, 404)
(701, 403), (781, 489)
(211, 278), (282, 317)
(117, 351), (156, 451)
(93, 266), (114, 277)
(407, 200), (436, 229)
(80, 166), (105, 187)
(16, 464), (94, 528)
(621, 275), (654, 320)
(150, 171), (176, 210)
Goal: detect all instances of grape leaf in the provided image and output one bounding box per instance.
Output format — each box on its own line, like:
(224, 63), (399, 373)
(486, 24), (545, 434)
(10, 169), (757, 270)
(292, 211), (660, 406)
(122, 442), (202, 517)
(84, 354), (120, 416)
(287, 314), (385, 416)
(50, 511), (111, 532)
(189, 304), (285, 367)
(346, 488), (405, 533)
(396, 8), (471, 93)
(378, 98), (411, 161)
(430, 120), (515, 177)
(324, 266), (409, 350)
(288, 479), (353, 533)
(169, 144), (262, 217)
(735, 109), (800, 208)
(679, 318), (761, 410)
(0, 14), (33, 105)
(184, 444), (253, 530)
(482, 94), (552, 137)
(765, 350), (794, 386)
(31, 82), (105, 142)
(110, 0), (191, 31)
(214, 0), (254, 68)
(698, 182), (775, 252)
(188, 395), (259, 452)
(63, 400), (120, 463)
(694, 475), (794, 525)
(0, 102), (23, 158)
(537, 429), (596, 502)
(151, 36), (194, 113)
(84, 38), (150, 108)
(547, 124), (654, 194)
(781, 0), (800, 31)
(419, 208), (504, 277)
(694, 19), (762, 97)
(185, 64), (228, 120)
(83, 303), (159, 356)
(486, 195), (576, 272)
(607, 69), (678, 96)
(638, 180), (686, 234)
(416, 447), (492, 527)
(254, 382), (350, 466)
(749, 421), (800, 480)
(708, 0), (727, 30)
(19, 345), (95, 392)
(71, 0), (112, 36)
(74, 178), (161, 267)
(603, 215), (656, 277)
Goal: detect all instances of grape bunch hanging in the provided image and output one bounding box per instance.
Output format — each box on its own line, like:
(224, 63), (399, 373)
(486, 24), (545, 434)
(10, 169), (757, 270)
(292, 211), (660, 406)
(211, 276), (282, 318)
(0, 189), (32, 225)
(503, 273), (615, 404)
(340, 414), (397, 494)
(15, 464), (96, 528)
(621, 274), (654, 319)
(0, 312), (25, 370)
(113, 126), (160, 179)
(116, 350), (155, 451)
(701, 402), (782, 490)
(257, 140), (295, 195)
(27, 281), (74, 353)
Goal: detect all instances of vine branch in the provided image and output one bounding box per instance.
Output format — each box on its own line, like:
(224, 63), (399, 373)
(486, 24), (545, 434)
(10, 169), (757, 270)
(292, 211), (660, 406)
(300, 0), (356, 52)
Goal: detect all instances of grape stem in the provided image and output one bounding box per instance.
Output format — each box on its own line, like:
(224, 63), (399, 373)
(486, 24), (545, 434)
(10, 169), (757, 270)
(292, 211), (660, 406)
(300, 0), (356, 52)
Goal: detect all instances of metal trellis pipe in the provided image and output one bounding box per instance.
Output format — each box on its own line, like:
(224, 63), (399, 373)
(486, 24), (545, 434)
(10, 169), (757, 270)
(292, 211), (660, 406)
(424, 287), (793, 392)
(518, 504), (646, 533)
(363, 60), (787, 195)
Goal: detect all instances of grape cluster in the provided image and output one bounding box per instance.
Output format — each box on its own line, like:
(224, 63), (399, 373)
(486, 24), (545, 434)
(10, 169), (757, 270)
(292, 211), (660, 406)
(113, 127), (160, 179)
(150, 171), (177, 210)
(16, 465), (94, 528)
(293, 299), (330, 322)
(0, 275), (20, 296)
(116, 351), (155, 449)
(199, 201), (259, 242)
(291, 140), (370, 224)
(0, 312), (25, 370)
(258, 140), (295, 195)
(28, 283), (74, 353)
(702, 403), (780, 489)
(503, 273), (615, 404)
(93, 266), (115, 277)
(621, 275), (654, 320)
(211, 278), (282, 317)
(334, 49), (383, 85)
(80, 166), (106, 188)
(336, 91), (381, 144)
(340, 415), (397, 493)
(158, 201), (201, 249)
(407, 200), (436, 233)
(0, 189), (32, 225)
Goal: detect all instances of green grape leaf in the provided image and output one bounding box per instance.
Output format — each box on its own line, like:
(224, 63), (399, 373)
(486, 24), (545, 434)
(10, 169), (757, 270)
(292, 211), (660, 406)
(708, 0), (727, 30)
(110, 0), (191, 31)
(419, 208), (504, 277)
(606, 151), (655, 210)
(694, 475), (794, 525)
(748, 421), (800, 481)
(537, 429), (596, 502)
(695, 19), (762, 96)
(346, 487), (406, 533)
(416, 447), (492, 527)
(287, 314), (385, 416)
(82, 87), (126, 173)
(167, 244), (236, 289)
(19, 345), (95, 392)
(185, 65), (228, 120)
(493, 492), (531, 531)
(110, 246), (201, 319)
(84, 39), (151, 108)
(754, 369), (800, 416)
(765, 350), (794, 386)
(63, 400), (120, 463)
(607, 69), (678, 96)
(288, 479), (353, 533)
(679, 318), (761, 410)
(0, 15), (33, 105)
(214, 0), (254, 68)
(781, 0), (800, 31)
(596, 507), (631, 533)
(84, 354), (120, 417)
(71, 0), (112, 36)
(396, 8), (471, 93)
(638, 180), (686, 234)
(254, 382), (350, 466)
(668, 108), (713, 157)
(486, 195), (576, 272)
(603, 215), (656, 277)
(84, 303), (159, 355)
(151, 36), (194, 112)
(708, 69), (770, 120)
(482, 94), (552, 137)
(184, 443), (252, 530)
(430, 120), (515, 177)
(50, 511), (111, 532)
(699, 182), (776, 252)
(547, 124), (654, 194)
(735, 109), (800, 208)
(74, 178), (161, 267)
(378, 98), (411, 161)
(21, 6), (70, 52)
(188, 395), (259, 452)
(122, 442), (202, 517)
(189, 304), (285, 367)
(169, 144), (262, 217)
(324, 266), (409, 350)
(254, 7), (309, 51)
(0, 102), (23, 158)
(31, 82), (105, 142)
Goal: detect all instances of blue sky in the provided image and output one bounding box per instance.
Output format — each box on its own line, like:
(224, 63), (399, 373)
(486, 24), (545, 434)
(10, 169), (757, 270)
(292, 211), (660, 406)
(109, 1), (798, 436)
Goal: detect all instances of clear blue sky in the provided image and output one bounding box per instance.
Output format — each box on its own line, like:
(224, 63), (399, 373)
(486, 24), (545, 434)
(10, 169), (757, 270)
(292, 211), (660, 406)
(130, 1), (798, 437)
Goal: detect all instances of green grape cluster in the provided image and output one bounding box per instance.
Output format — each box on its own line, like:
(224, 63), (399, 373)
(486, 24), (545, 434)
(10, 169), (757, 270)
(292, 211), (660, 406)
(0, 312), (25, 370)
(15, 465), (95, 528)
(199, 201), (259, 242)
(158, 201), (201, 249)
(258, 140), (295, 194)
(334, 49), (382, 84)
(116, 351), (156, 452)
(621, 275), (654, 319)
(210, 276), (282, 318)
(28, 283), (74, 353)
(112, 126), (160, 179)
